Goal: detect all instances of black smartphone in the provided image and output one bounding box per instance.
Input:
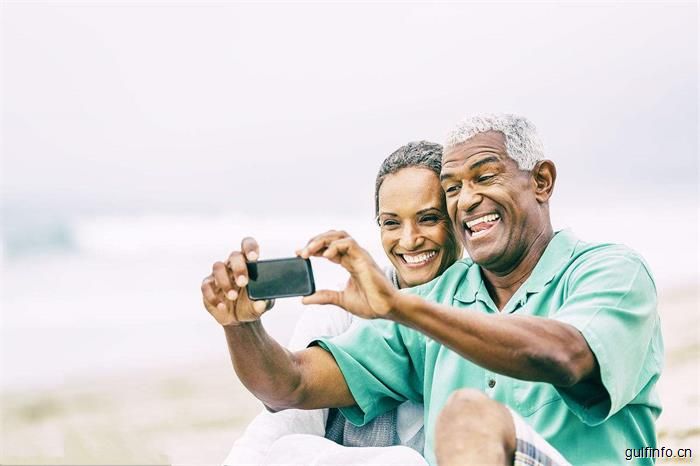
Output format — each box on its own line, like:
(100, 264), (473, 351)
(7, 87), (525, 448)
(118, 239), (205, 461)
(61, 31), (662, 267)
(246, 257), (316, 300)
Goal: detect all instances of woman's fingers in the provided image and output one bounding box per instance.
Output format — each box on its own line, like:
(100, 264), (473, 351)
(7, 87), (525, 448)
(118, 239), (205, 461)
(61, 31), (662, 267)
(241, 236), (260, 262)
(227, 251), (249, 288)
(201, 275), (222, 308)
(212, 261), (236, 297)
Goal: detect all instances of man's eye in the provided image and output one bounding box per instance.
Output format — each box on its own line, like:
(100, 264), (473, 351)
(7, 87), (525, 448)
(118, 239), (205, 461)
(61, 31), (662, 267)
(478, 174), (495, 183)
(445, 184), (461, 194)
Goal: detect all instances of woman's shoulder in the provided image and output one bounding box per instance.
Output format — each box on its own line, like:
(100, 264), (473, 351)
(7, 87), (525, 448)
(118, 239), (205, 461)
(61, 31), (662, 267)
(288, 305), (355, 350)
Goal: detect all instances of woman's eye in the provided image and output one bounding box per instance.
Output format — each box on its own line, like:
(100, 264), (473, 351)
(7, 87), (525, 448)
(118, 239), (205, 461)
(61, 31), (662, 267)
(381, 220), (399, 228)
(420, 215), (440, 224)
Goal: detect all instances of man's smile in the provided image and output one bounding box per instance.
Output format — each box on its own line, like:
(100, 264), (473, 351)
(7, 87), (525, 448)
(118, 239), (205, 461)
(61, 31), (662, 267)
(463, 212), (501, 239)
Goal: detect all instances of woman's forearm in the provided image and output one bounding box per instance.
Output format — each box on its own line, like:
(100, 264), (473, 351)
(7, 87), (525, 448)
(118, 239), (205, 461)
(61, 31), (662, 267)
(224, 321), (304, 410)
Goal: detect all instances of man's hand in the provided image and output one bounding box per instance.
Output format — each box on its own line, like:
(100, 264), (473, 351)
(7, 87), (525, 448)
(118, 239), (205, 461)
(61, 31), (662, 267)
(297, 230), (400, 319)
(201, 237), (273, 326)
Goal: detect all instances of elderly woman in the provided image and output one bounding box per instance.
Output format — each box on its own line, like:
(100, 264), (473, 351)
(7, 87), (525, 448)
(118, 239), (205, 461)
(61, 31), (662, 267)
(222, 141), (463, 465)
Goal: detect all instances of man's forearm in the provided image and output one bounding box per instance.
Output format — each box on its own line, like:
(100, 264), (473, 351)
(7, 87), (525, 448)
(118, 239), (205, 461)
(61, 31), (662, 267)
(390, 294), (596, 386)
(224, 321), (303, 410)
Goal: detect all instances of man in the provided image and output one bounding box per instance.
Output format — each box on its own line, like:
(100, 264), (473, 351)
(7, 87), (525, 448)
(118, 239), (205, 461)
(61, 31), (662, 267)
(202, 114), (662, 465)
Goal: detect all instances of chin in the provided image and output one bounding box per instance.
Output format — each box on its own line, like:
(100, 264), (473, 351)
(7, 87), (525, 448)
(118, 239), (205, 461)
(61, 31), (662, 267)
(466, 246), (500, 268)
(404, 270), (434, 288)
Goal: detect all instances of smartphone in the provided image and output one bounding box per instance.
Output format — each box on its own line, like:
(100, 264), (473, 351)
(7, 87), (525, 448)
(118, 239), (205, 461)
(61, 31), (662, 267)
(246, 257), (316, 300)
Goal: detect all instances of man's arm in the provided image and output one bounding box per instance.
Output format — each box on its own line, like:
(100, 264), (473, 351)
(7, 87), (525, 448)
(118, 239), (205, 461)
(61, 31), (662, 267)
(298, 231), (596, 388)
(390, 294), (597, 387)
(201, 237), (355, 411)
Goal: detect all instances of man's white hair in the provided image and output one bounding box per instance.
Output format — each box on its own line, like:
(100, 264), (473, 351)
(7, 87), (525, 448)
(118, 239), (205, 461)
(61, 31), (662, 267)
(444, 113), (545, 170)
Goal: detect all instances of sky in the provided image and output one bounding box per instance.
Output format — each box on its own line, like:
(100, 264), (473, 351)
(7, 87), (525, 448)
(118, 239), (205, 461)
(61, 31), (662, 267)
(0, 0), (698, 392)
(1, 1), (698, 219)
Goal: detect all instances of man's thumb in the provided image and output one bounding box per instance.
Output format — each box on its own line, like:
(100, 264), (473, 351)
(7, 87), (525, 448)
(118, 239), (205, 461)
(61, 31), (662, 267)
(302, 290), (340, 306)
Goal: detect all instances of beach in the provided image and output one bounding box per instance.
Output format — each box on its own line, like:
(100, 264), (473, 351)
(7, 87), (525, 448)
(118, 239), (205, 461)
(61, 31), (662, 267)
(3, 1), (697, 463)
(2, 283), (698, 465)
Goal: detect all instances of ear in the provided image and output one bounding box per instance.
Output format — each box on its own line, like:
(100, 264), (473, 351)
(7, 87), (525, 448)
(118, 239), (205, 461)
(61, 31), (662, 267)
(531, 160), (556, 203)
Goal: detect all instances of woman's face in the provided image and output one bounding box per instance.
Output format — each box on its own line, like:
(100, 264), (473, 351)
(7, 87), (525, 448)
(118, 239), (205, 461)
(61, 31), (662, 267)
(377, 167), (462, 288)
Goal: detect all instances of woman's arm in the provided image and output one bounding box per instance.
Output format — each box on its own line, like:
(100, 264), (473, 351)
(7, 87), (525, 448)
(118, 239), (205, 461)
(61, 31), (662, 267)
(224, 305), (355, 465)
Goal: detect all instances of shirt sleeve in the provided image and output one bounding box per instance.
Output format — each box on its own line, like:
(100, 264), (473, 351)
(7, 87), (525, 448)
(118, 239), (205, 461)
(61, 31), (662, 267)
(551, 245), (661, 425)
(314, 319), (424, 427)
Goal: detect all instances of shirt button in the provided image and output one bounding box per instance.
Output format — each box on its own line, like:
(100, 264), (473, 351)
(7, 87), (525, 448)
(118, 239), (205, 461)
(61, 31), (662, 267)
(488, 378), (496, 388)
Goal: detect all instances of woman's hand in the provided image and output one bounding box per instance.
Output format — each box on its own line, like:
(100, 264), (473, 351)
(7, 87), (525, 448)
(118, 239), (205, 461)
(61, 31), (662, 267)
(201, 237), (273, 326)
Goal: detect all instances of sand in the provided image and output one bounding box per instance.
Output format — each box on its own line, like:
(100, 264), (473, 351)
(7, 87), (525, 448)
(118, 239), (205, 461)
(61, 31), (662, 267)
(2, 285), (698, 465)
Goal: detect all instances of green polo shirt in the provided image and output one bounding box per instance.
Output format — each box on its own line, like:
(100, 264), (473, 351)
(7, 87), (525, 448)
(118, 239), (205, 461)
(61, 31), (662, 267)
(315, 230), (663, 465)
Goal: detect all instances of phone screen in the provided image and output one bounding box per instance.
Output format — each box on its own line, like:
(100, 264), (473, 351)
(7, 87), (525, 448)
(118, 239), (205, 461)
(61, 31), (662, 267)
(246, 257), (315, 300)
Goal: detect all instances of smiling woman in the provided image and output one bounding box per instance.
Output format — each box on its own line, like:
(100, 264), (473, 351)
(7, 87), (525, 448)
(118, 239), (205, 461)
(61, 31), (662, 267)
(222, 141), (463, 465)
(375, 142), (463, 288)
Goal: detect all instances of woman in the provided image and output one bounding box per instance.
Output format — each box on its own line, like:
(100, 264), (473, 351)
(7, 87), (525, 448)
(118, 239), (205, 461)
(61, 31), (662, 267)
(224, 141), (462, 465)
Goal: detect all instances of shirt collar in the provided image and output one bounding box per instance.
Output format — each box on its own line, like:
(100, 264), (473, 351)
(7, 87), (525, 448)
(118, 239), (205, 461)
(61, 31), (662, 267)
(454, 230), (579, 305)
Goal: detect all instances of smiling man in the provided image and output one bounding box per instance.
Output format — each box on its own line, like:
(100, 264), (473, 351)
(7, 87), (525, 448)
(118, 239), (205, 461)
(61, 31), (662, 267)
(204, 114), (663, 466)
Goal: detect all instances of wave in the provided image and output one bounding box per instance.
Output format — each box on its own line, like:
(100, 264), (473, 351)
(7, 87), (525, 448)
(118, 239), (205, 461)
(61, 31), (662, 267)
(2, 211), (382, 260)
(2, 206), (697, 290)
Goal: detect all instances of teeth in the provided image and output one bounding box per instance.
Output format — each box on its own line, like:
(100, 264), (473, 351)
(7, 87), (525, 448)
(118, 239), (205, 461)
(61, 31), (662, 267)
(466, 213), (500, 229)
(403, 251), (436, 264)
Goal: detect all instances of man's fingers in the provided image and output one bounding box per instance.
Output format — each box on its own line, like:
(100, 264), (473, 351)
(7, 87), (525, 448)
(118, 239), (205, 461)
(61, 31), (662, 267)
(241, 237), (260, 262)
(302, 289), (341, 306)
(299, 230), (350, 258)
(227, 251), (249, 287)
(322, 237), (357, 259)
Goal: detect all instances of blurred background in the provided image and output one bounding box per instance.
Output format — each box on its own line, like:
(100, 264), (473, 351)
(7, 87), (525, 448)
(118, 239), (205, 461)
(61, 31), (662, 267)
(1, 1), (698, 464)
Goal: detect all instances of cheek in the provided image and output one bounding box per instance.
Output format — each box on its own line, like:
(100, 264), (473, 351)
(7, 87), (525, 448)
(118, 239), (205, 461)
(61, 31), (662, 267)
(425, 225), (449, 250)
(437, 223), (461, 264)
(380, 231), (398, 259)
(419, 224), (455, 262)
(445, 198), (458, 219)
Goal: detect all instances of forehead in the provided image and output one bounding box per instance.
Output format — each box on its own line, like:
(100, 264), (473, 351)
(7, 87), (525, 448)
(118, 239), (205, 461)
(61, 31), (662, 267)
(378, 167), (443, 210)
(442, 130), (510, 169)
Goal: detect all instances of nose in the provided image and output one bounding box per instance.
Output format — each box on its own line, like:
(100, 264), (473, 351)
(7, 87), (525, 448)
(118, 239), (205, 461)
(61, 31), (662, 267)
(456, 184), (481, 214)
(399, 222), (423, 250)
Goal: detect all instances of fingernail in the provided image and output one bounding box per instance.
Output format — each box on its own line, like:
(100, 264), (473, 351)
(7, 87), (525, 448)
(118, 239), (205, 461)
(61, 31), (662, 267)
(236, 275), (248, 287)
(226, 290), (238, 300)
(247, 251), (258, 261)
(216, 302), (226, 312)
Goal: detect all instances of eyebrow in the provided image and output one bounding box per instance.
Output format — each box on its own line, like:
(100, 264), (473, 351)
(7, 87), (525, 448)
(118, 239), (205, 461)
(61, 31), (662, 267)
(468, 156), (500, 171)
(440, 156), (500, 181)
(378, 207), (442, 217)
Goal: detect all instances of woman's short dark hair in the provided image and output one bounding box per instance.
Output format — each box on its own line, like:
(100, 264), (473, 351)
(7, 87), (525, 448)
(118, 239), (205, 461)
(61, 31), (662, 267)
(374, 141), (443, 219)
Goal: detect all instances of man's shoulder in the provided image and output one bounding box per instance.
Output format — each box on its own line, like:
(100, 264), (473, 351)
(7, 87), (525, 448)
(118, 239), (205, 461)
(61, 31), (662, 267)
(558, 236), (657, 299)
(569, 238), (654, 278)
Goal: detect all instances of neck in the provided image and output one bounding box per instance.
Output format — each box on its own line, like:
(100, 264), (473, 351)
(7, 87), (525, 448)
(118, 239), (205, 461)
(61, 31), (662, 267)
(481, 226), (554, 310)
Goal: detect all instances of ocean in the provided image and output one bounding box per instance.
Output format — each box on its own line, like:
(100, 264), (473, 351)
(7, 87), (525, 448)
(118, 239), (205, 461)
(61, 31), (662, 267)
(2, 202), (697, 390)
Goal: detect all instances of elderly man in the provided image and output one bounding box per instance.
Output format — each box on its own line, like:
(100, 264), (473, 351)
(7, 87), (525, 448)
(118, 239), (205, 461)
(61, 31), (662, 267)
(202, 114), (662, 465)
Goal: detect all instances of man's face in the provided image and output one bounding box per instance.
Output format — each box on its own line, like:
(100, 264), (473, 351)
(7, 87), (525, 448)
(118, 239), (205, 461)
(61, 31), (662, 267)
(440, 131), (546, 273)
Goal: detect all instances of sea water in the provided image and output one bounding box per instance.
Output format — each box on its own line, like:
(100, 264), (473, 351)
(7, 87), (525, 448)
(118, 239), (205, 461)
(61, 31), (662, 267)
(1, 203), (697, 390)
